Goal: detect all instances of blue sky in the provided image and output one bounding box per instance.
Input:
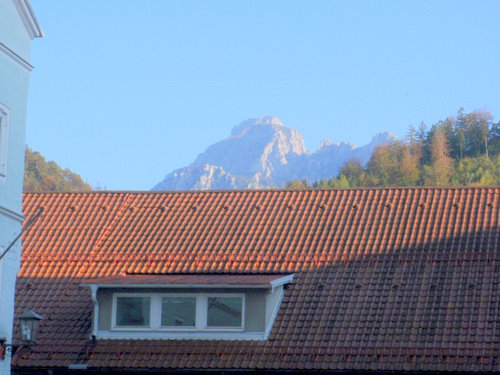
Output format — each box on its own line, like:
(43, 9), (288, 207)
(26, 0), (500, 190)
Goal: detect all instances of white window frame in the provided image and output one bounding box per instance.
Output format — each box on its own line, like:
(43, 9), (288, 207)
(0, 104), (10, 178)
(111, 292), (245, 332)
(159, 293), (197, 331)
(112, 293), (152, 331)
(204, 293), (245, 331)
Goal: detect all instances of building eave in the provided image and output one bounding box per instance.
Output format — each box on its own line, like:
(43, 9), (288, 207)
(0, 205), (25, 223)
(12, 0), (44, 39)
(0, 42), (34, 72)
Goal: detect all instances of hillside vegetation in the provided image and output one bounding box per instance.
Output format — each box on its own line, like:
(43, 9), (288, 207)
(287, 108), (500, 189)
(24, 147), (92, 192)
(24, 109), (500, 192)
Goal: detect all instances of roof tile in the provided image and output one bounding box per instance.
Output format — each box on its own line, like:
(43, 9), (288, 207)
(14, 188), (500, 372)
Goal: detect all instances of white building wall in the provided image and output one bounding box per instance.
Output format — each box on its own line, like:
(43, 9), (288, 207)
(0, 0), (32, 58)
(0, 1), (41, 374)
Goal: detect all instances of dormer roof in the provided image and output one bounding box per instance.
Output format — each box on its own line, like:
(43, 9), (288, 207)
(83, 273), (294, 289)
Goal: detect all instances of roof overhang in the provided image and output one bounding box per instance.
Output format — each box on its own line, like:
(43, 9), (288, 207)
(82, 274), (294, 291)
(13, 0), (44, 39)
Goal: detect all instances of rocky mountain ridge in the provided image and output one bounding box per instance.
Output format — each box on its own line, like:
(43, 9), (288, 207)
(153, 116), (396, 190)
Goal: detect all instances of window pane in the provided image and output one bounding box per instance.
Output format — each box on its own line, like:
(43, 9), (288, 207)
(161, 296), (196, 327)
(207, 297), (242, 327)
(116, 296), (150, 327)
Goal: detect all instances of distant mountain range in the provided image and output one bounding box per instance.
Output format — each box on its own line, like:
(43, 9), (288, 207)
(152, 116), (396, 190)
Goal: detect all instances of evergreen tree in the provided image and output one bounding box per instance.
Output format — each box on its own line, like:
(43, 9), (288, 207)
(456, 108), (494, 157)
(489, 122), (500, 156)
(458, 129), (465, 161)
(287, 108), (499, 190)
(313, 178), (330, 188)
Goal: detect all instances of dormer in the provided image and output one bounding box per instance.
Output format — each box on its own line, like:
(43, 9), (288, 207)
(82, 274), (294, 340)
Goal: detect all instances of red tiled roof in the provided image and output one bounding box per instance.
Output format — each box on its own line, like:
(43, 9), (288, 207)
(14, 188), (500, 373)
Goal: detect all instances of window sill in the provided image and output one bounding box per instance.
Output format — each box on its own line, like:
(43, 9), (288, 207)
(96, 330), (265, 340)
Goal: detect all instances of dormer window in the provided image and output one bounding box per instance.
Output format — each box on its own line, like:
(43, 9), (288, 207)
(162, 295), (196, 328)
(83, 274), (293, 340)
(114, 294), (151, 328)
(111, 293), (245, 331)
(207, 295), (243, 328)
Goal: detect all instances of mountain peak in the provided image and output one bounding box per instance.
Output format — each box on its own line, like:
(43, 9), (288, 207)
(371, 131), (397, 145)
(317, 138), (332, 151)
(153, 118), (396, 191)
(231, 116), (283, 136)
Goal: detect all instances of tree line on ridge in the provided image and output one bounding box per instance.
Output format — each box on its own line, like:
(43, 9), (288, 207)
(286, 108), (500, 189)
(24, 108), (500, 192)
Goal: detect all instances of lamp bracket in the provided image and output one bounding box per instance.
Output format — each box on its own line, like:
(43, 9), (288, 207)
(0, 338), (14, 360)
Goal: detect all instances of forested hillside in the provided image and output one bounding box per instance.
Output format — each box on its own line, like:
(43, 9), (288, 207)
(24, 147), (92, 192)
(287, 109), (500, 189)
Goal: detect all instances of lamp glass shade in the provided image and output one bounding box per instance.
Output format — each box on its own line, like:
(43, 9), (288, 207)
(18, 310), (44, 342)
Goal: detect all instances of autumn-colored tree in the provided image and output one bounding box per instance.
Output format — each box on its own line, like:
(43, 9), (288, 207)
(285, 179), (308, 190)
(24, 147), (92, 192)
(397, 145), (420, 186)
(287, 108), (500, 189)
(423, 126), (453, 186)
(366, 142), (401, 186)
(403, 124), (425, 184)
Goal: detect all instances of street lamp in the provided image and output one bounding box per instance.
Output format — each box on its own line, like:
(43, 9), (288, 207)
(0, 310), (44, 360)
(18, 310), (44, 342)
